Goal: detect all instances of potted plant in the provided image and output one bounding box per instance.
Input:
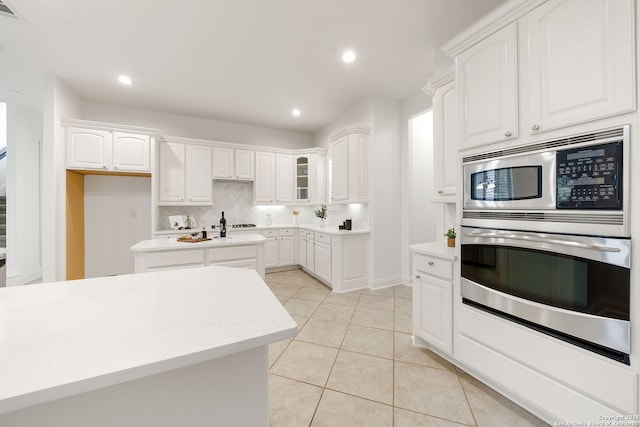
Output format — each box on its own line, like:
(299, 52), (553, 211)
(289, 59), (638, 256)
(314, 205), (327, 227)
(444, 228), (456, 247)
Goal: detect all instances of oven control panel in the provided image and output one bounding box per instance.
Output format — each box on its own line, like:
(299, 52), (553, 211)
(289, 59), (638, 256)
(556, 141), (622, 209)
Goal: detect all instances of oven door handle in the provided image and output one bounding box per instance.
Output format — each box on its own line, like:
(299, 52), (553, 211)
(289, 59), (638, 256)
(463, 232), (621, 253)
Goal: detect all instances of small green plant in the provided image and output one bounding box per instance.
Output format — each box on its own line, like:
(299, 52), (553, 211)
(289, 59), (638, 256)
(314, 204), (328, 219)
(444, 228), (456, 239)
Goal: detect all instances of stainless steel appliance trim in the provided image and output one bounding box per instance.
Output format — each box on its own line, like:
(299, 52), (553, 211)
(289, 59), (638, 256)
(463, 151), (556, 210)
(461, 277), (630, 354)
(461, 226), (630, 268)
(462, 126), (627, 163)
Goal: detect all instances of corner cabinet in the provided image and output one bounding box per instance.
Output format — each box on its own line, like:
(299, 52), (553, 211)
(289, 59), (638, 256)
(456, 22), (518, 150)
(424, 71), (457, 202)
(329, 126), (369, 204)
(294, 152), (326, 204)
(158, 140), (212, 205)
(411, 246), (455, 355)
(65, 122), (154, 173)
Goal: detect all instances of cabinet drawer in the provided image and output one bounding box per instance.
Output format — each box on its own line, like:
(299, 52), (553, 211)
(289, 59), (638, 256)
(315, 232), (331, 245)
(147, 250), (205, 268)
(280, 228), (295, 236)
(262, 229), (278, 237)
(306, 230), (315, 239)
(414, 254), (452, 281)
(208, 245), (256, 262)
(299, 229), (307, 237)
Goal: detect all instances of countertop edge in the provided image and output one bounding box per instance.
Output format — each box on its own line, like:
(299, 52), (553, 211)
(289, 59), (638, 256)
(410, 242), (458, 261)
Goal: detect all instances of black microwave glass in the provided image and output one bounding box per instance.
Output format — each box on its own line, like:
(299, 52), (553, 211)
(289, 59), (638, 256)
(470, 166), (542, 201)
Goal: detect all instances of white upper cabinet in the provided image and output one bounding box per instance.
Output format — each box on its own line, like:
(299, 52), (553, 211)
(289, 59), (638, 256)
(185, 144), (213, 203)
(159, 141), (212, 205)
(212, 147), (254, 180)
(456, 22), (518, 150)
(523, 0), (635, 134)
(235, 149), (255, 180)
(425, 72), (458, 202)
(255, 151), (276, 203)
(67, 128), (111, 170)
(67, 126), (151, 173)
(329, 126), (369, 204)
(447, 0), (635, 150)
(112, 132), (150, 172)
(295, 153), (326, 204)
(275, 154), (293, 204)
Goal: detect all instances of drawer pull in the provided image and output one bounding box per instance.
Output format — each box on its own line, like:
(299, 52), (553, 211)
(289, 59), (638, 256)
(415, 274), (420, 279)
(428, 261), (434, 266)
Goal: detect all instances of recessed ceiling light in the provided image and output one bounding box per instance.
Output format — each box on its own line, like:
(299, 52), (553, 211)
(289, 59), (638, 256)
(291, 109), (301, 117)
(118, 75), (132, 86)
(342, 50), (356, 63)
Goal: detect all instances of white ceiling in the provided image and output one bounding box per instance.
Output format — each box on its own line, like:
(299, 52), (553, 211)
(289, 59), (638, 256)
(0, 0), (504, 134)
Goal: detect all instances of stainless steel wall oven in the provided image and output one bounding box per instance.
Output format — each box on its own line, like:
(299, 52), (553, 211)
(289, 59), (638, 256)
(461, 126), (631, 365)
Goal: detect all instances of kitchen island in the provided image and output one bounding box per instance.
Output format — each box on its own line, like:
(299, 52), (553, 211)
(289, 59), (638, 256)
(0, 266), (296, 426)
(131, 233), (266, 278)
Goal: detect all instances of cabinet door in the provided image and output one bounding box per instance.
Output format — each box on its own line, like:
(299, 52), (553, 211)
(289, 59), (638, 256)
(212, 147), (234, 179)
(235, 149), (255, 180)
(314, 242), (332, 283)
(306, 239), (315, 271)
(330, 136), (349, 202)
(413, 273), (452, 354)
(159, 142), (186, 203)
(433, 81), (458, 199)
(348, 133), (368, 202)
(298, 236), (307, 268)
(185, 145), (212, 203)
(67, 127), (110, 170)
(457, 22), (518, 149)
(295, 155), (310, 202)
(275, 153), (293, 203)
(264, 237), (278, 268)
(112, 132), (150, 172)
(279, 236), (295, 266)
(525, 0), (635, 134)
(255, 152), (276, 203)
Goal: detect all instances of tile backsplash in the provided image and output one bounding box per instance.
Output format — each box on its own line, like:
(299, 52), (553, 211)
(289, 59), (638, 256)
(157, 181), (369, 231)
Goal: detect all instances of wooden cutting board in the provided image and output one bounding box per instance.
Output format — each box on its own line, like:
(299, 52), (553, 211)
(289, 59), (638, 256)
(176, 237), (212, 243)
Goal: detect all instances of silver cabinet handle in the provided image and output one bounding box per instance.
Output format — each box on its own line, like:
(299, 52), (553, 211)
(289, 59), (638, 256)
(428, 261), (434, 266)
(532, 124), (540, 131)
(415, 274), (420, 279)
(102, 165), (108, 169)
(437, 190), (443, 194)
(463, 232), (621, 253)
(505, 131), (512, 137)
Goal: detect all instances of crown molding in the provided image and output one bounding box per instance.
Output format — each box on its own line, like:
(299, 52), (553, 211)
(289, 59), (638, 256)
(329, 125), (371, 142)
(422, 68), (454, 97)
(441, 0), (546, 57)
(61, 118), (159, 136)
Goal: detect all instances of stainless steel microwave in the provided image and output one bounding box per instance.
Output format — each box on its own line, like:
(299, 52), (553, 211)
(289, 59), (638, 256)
(462, 126), (629, 237)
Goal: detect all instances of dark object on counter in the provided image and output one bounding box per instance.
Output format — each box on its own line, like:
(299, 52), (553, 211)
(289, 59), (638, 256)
(345, 219), (352, 230)
(201, 227), (207, 239)
(339, 225), (345, 230)
(219, 211), (227, 238)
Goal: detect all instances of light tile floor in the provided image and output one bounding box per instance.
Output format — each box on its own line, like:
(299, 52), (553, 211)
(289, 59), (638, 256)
(266, 269), (549, 427)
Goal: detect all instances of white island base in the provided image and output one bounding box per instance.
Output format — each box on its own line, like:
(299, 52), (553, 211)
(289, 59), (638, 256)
(0, 266), (296, 427)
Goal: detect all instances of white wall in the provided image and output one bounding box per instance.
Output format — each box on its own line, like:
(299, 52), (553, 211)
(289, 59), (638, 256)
(82, 102), (314, 150)
(42, 77), (83, 282)
(84, 175), (151, 278)
(6, 103), (43, 286)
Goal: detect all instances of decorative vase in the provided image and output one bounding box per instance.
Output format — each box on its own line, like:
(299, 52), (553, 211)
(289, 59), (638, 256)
(447, 238), (455, 247)
(319, 218), (326, 227)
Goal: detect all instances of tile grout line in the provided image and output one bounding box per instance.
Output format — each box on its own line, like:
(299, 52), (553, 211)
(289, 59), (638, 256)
(456, 366), (480, 427)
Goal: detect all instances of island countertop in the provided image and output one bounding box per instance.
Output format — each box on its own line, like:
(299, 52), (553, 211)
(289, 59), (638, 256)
(0, 266), (296, 415)
(130, 233), (266, 252)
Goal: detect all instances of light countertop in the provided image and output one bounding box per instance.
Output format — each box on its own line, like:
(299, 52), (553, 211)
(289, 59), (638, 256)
(0, 266), (296, 414)
(131, 234), (266, 251)
(410, 241), (457, 261)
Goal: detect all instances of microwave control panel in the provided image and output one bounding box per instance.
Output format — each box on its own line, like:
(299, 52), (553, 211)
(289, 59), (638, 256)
(556, 141), (622, 209)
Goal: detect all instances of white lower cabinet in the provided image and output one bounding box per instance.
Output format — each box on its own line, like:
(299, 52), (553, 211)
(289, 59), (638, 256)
(263, 229), (296, 268)
(412, 252), (453, 355)
(314, 240), (331, 283)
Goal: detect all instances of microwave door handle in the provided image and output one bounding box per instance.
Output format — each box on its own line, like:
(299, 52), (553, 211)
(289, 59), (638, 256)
(463, 232), (621, 253)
